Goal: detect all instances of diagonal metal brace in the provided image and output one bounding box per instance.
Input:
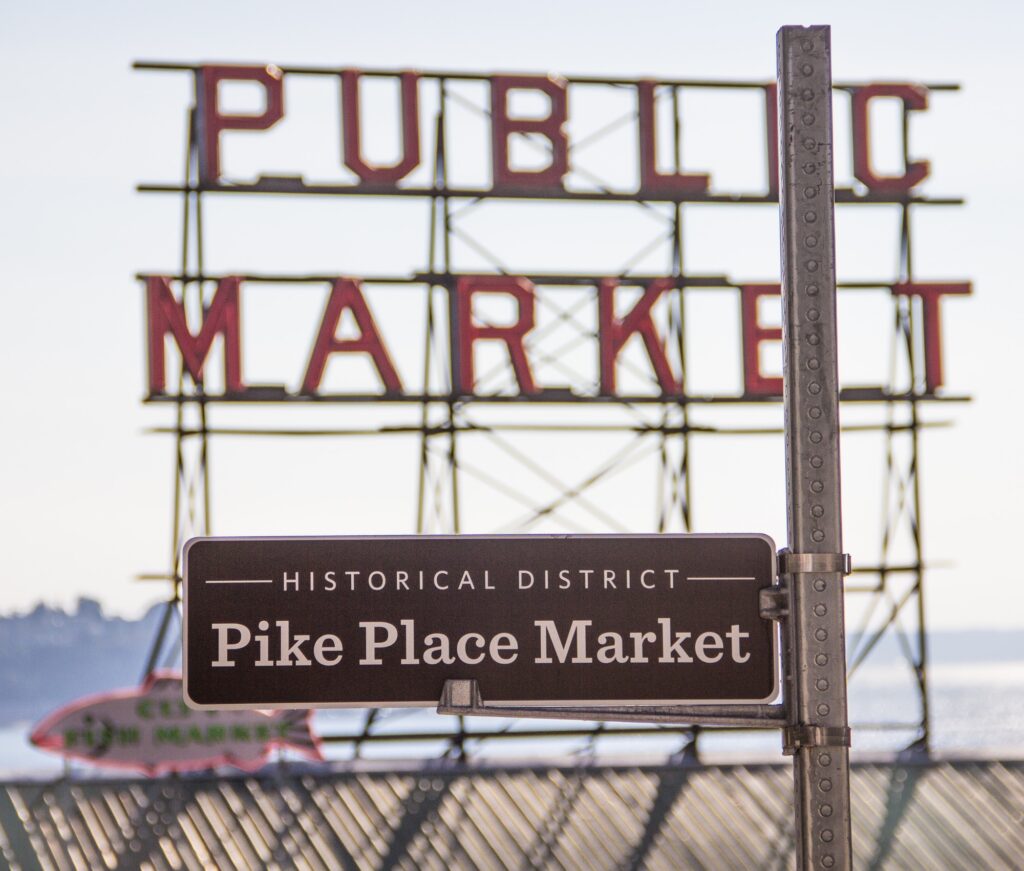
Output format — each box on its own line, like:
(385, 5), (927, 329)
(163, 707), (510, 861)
(437, 679), (786, 727)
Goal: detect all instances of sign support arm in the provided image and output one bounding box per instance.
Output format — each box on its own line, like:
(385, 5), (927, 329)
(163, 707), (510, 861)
(437, 679), (786, 727)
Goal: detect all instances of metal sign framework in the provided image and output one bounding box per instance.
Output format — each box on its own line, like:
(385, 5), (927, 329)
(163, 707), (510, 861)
(135, 42), (967, 762)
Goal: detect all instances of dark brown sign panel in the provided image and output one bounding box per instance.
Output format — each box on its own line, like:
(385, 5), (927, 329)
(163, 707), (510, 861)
(183, 535), (778, 709)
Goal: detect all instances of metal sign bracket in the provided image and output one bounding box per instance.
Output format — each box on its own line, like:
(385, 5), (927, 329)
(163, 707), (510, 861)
(759, 586), (789, 620)
(437, 679), (786, 728)
(782, 725), (853, 756)
(778, 549), (852, 576)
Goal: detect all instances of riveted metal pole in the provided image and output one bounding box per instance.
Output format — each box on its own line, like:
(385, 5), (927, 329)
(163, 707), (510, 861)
(777, 26), (853, 870)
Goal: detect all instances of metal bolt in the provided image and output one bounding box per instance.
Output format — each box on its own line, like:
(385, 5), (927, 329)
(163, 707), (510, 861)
(807, 283), (819, 295)
(805, 212), (818, 223)
(812, 529), (825, 541)
(816, 678), (829, 691)
(819, 778), (833, 791)
(815, 628), (828, 641)
(819, 753), (832, 766)
(809, 407), (822, 419)
(822, 856), (835, 868)
(810, 456), (823, 468)
(803, 137), (817, 151)
(808, 308), (820, 321)
(819, 803), (833, 817)
(806, 234), (819, 248)
(815, 652), (828, 665)
(803, 161), (817, 174)
(804, 186), (816, 198)
(817, 703), (830, 716)
(802, 113), (816, 126)
(809, 382), (822, 395)
(821, 829), (834, 843)
(814, 604), (827, 617)
(811, 504), (824, 517)
(801, 63), (814, 76)
(810, 430), (823, 443)
(813, 579), (826, 592)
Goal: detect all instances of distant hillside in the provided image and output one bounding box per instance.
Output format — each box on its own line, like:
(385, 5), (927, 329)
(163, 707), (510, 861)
(0, 599), (165, 726)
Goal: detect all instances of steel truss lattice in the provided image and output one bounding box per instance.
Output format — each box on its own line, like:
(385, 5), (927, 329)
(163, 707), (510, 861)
(136, 63), (966, 758)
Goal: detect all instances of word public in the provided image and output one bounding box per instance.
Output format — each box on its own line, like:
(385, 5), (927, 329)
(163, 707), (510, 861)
(195, 64), (936, 197)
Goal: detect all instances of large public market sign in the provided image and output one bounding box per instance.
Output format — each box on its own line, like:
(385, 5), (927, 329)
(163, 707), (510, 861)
(139, 62), (970, 403)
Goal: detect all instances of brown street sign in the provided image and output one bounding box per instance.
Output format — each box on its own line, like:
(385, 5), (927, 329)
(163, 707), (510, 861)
(183, 534), (779, 710)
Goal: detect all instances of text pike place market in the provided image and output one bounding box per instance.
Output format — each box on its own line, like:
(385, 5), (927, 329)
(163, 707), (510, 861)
(142, 64), (970, 403)
(212, 569), (754, 669)
(183, 536), (777, 707)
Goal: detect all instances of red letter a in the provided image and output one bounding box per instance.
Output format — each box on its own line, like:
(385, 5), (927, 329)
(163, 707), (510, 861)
(302, 279), (402, 394)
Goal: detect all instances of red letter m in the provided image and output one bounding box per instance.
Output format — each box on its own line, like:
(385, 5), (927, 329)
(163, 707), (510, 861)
(146, 276), (244, 394)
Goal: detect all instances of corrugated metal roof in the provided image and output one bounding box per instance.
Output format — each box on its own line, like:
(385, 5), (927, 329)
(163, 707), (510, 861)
(0, 758), (1021, 869)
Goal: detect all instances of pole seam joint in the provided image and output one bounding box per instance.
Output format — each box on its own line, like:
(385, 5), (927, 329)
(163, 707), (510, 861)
(778, 550), (852, 575)
(782, 725), (852, 755)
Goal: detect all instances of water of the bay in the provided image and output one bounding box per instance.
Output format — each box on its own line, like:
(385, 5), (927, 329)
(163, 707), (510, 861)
(2, 658), (1022, 776)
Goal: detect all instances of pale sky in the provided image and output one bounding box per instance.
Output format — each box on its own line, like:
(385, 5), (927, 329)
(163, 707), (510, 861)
(2, 0), (1021, 630)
